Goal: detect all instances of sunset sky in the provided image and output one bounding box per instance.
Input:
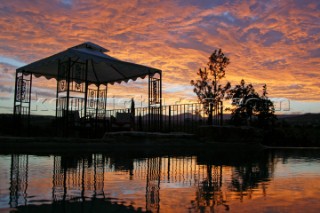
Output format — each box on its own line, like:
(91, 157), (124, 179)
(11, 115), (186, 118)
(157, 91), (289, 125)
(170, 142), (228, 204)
(0, 0), (319, 114)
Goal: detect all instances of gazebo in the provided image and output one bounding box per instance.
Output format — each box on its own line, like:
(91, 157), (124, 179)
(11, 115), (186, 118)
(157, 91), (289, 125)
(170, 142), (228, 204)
(14, 42), (162, 136)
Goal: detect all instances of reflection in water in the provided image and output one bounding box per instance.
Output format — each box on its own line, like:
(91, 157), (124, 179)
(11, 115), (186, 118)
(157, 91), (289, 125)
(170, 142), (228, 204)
(3, 150), (320, 212)
(192, 165), (227, 212)
(9, 155), (28, 208)
(145, 158), (161, 213)
(52, 154), (106, 202)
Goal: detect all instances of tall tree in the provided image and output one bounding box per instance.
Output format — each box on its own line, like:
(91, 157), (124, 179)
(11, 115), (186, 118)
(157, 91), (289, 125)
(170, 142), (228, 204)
(226, 80), (276, 127)
(208, 49), (230, 94)
(256, 84), (277, 127)
(191, 49), (230, 125)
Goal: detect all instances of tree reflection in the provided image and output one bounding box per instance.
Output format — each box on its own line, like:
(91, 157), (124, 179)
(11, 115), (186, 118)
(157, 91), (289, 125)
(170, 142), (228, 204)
(193, 165), (229, 212)
(191, 150), (273, 212)
(7, 150), (277, 212)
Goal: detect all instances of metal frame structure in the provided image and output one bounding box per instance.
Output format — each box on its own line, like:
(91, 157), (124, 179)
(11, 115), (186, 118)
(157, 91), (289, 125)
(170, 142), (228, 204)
(54, 59), (109, 136)
(13, 42), (162, 137)
(13, 71), (32, 134)
(148, 73), (162, 131)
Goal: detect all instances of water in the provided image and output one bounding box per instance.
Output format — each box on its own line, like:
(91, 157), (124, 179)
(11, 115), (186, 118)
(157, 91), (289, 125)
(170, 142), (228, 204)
(0, 148), (320, 213)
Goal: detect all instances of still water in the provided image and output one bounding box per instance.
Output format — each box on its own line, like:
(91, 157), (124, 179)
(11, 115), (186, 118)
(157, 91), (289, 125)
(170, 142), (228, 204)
(0, 148), (320, 213)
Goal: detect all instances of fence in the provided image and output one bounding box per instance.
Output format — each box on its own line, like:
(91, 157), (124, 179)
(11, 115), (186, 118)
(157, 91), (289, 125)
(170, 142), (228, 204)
(106, 102), (223, 133)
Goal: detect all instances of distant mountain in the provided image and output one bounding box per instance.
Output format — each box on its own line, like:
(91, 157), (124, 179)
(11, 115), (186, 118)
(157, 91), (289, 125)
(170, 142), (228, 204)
(277, 113), (320, 126)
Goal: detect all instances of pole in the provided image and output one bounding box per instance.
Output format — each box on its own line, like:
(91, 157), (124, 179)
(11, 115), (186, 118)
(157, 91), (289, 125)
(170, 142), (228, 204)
(84, 60), (89, 119)
(65, 58), (71, 137)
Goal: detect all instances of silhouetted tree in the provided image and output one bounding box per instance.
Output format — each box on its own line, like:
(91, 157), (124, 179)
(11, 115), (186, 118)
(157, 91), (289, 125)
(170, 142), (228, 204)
(191, 49), (230, 124)
(226, 79), (276, 127)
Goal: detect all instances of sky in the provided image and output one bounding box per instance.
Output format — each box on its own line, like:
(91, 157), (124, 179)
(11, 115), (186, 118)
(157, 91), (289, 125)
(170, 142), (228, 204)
(0, 0), (319, 114)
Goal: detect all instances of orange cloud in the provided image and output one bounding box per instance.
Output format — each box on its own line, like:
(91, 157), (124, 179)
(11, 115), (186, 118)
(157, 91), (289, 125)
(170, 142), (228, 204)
(0, 0), (319, 114)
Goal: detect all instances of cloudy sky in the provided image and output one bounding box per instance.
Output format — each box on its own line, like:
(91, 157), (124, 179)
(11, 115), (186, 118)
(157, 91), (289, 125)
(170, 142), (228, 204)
(0, 0), (319, 114)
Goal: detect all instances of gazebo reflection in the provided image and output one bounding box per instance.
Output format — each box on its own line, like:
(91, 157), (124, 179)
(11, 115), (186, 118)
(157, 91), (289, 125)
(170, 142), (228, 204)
(7, 151), (274, 212)
(52, 154), (105, 201)
(9, 154), (29, 208)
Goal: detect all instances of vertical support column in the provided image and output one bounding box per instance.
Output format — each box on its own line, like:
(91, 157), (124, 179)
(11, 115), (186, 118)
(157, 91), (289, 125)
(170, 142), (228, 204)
(55, 60), (61, 136)
(84, 60), (89, 119)
(55, 60), (61, 120)
(13, 71), (32, 135)
(13, 70), (20, 136)
(95, 85), (100, 119)
(104, 85), (108, 132)
(148, 73), (151, 131)
(168, 105), (171, 132)
(66, 58), (71, 114)
(13, 71), (19, 116)
(27, 74), (32, 132)
(159, 71), (163, 131)
(65, 58), (71, 137)
(104, 84), (108, 117)
(95, 84), (100, 132)
(147, 71), (162, 132)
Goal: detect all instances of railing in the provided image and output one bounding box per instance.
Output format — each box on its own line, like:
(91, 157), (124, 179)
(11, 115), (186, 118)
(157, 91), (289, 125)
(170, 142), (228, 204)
(162, 104), (207, 133)
(106, 103), (223, 133)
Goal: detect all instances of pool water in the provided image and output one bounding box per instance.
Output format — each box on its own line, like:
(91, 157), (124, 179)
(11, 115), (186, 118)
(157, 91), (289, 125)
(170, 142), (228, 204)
(1, 149), (320, 212)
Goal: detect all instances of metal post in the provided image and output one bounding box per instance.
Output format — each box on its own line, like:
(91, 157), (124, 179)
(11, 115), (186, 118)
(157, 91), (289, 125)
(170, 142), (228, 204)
(104, 85), (108, 132)
(13, 71), (19, 116)
(159, 71), (163, 132)
(65, 58), (71, 137)
(27, 73), (32, 134)
(105, 84), (108, 117)
(168, 105), (171, 132)
(84, 60), (89, 119)
(95, 84), (100, 133)
(13, 71), (20, 135)
(55, 60), (61, 120)
(148, 73), (151, 131)
(183, 104), (186, 132)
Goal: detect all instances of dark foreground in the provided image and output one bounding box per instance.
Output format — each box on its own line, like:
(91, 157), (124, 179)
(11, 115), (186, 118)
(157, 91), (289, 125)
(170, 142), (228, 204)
(0, 132), (265, 155)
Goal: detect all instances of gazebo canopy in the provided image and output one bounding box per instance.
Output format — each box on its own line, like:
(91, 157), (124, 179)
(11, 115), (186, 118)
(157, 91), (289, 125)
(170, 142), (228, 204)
(14, 42), (163, 137)
(17, 42), (161, 84)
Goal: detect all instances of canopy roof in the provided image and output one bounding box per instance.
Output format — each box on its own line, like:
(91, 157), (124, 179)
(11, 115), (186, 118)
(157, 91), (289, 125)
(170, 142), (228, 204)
(17, 42), (161, 85)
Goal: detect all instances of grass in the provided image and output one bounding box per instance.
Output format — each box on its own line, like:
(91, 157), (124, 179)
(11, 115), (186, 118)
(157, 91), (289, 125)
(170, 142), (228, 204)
(1, 113), (319, 148)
